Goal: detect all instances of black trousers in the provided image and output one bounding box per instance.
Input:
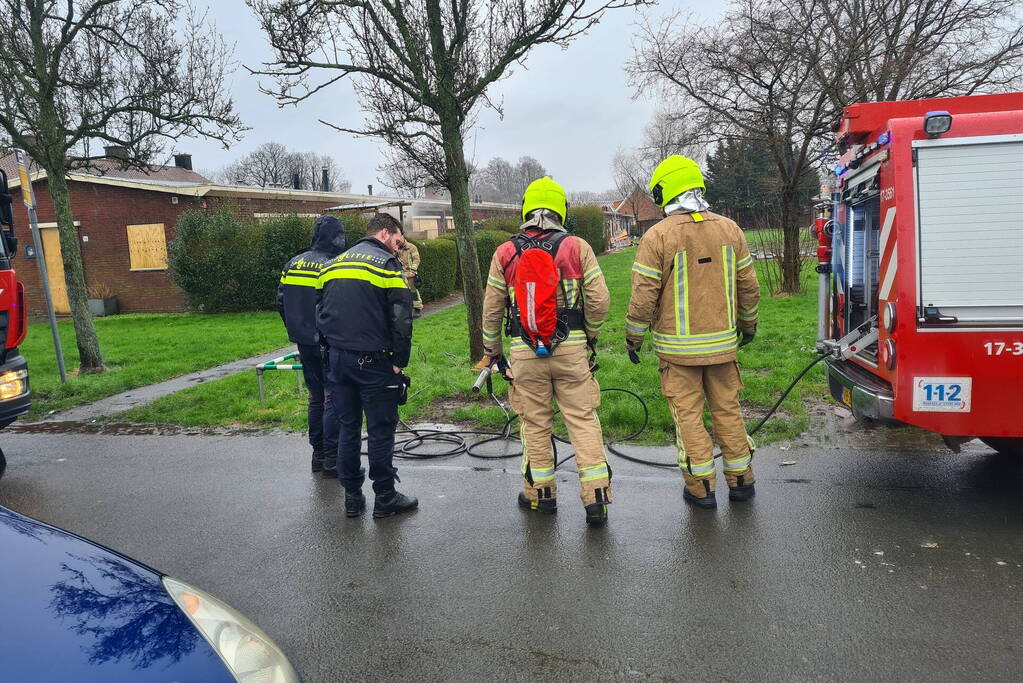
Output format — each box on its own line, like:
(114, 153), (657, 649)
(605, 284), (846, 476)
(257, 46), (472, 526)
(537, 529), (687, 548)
(297, 344), (338, 453)
(327, 349), (401, 494)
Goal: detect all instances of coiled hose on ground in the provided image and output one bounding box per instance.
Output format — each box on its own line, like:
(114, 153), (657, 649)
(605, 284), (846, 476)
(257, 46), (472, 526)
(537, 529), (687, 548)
(390, 353), (827, 471)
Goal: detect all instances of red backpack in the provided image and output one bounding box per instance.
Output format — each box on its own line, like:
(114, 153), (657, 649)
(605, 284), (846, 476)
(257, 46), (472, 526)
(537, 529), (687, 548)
(508, 231), (570, 356)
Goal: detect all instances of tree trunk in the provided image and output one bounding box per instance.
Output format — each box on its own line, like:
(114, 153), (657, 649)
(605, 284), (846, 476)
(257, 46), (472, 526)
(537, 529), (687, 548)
(439, 117), (485, 361)
(45, 169), (105, 373)
(779, 187), (802, 294)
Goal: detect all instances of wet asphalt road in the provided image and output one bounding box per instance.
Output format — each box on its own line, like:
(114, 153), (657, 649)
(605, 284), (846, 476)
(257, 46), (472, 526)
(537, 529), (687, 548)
(1, 430), (1021, 682)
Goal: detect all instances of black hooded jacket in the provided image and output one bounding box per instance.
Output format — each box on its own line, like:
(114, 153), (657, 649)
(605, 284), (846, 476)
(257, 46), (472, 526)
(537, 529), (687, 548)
(277, 215), (346, 345)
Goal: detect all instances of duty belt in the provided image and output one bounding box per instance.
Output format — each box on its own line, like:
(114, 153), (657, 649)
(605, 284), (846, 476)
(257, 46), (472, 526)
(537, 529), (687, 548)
(505, 308), (586, 338)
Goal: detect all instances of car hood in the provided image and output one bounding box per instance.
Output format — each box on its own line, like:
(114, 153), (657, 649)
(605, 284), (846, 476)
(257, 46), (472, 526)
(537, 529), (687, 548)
(0, 506), (234, 683)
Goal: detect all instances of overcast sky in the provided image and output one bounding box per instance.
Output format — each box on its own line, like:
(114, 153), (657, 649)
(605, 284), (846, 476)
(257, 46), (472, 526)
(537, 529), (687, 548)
(188, 1), (727, 195)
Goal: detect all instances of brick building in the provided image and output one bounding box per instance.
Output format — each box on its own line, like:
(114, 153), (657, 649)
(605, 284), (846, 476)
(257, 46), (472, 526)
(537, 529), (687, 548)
(618, 187), (663, 235)
(1, 151), (520, 316)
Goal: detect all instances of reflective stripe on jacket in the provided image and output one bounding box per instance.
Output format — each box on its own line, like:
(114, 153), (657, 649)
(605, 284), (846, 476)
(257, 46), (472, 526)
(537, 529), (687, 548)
(626, 211), (760, 366)
(481, 226), (609, 359)
(277, 215), (346, 345)
(316, 237), (414, 367)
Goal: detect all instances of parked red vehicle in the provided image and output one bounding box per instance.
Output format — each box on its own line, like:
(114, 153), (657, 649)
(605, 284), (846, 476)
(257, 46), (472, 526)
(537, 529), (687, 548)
(0, 170), (31, 478)
(815, 92), (1023, 456)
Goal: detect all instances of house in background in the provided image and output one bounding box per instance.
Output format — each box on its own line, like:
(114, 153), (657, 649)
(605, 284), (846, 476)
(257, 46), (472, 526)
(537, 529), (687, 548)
(619, 187), (662, 235)
(1, 147), (363, 316)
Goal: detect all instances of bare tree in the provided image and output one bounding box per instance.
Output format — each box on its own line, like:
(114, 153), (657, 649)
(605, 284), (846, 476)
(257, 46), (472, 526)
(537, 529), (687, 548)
(248, 0), (651, 361)
(630, 0), (1023, 293)
(219, 143), (352, 191)
(0, 1), (242, 372)
(293, 151), (352, 192)
(471, 155), (547, 203)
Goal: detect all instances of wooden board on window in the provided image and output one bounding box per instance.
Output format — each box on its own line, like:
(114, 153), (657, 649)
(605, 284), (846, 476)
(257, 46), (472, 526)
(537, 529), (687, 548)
(126, 223), (168, 271)
(40, 228), (70, 314)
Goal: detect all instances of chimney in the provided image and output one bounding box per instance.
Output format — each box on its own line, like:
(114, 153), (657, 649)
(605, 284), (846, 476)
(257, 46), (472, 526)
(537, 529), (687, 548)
(368, 184), (373, 196)
(173, 153), (193, 170)
(104, 145), (128, 160)
(292, 173), (301, 190)
(321, 167), (329, 192)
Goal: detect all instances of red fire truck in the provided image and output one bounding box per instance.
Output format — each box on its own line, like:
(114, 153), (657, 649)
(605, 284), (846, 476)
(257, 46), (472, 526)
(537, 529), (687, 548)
(815, 92), (1023, 456)
(0, 170), (30, 479)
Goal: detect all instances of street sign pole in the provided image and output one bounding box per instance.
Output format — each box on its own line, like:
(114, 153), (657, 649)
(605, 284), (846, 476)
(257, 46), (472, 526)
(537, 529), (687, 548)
(15, 149), (66, 383)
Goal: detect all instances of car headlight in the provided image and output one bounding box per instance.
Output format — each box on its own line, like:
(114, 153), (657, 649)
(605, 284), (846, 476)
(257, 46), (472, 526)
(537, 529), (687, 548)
(0, 369), (27, 400)
(163, 577), (300, 683)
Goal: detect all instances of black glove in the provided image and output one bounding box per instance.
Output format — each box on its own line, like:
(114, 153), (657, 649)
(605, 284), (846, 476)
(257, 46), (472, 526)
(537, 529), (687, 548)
(738, 329), (755, 347)
(626, 337), (642, 364)
(397, 373), (411, 405)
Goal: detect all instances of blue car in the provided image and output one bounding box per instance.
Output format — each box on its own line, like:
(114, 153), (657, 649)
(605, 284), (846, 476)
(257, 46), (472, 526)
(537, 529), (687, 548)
(0, 505), (300, 682)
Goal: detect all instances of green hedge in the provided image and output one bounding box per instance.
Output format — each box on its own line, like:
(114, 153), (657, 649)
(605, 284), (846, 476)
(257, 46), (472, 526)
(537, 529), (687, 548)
(474, 229), (509, 282)
(566, 206), (607, 255)
(169, 209), (311, 312)
(478, 216), (520, 234)
(412, 238), (458, 302)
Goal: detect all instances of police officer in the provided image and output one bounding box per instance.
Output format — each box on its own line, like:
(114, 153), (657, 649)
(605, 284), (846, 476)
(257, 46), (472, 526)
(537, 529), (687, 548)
(317, 213), (418, 518)
(626, 156), (761, 509)
(277, 215), (346, 475)
(481, 177), (613, 525)
(398, 240), (424, 318)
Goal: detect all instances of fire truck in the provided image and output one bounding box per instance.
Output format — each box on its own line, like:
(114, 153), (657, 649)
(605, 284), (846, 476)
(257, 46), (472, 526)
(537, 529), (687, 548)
(815, 92), (1023, 456)
(0, 170), (30, 479)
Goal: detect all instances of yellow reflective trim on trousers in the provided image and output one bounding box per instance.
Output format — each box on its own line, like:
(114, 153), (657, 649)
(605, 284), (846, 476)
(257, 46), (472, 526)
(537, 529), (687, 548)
(723, 455), (751, 473)
(280, 275), (318, 287)
(532, 467), (556, 483)
(318, 268), (407, 289)
(668, 403), (689, 471)
(579, 464), (609, 482)
(688, 460), (715, 476)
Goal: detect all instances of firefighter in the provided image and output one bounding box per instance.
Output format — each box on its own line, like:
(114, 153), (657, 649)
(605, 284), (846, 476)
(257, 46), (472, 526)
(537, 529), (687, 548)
(277, 214), (346, 476)
(481, 177), (613, 525)
(626, 156), (760, 509)
(317, 213), (418, 518)
(398, 240), (424, 318)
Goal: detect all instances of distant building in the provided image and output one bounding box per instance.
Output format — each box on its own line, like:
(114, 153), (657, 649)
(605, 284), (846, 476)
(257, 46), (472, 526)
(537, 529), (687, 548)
(619, 187), (662, 235)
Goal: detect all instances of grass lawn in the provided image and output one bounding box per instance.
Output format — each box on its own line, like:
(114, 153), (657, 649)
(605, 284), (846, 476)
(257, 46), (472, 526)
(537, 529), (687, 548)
(21, 312), (290, 419)
(119, 248), (826, 444)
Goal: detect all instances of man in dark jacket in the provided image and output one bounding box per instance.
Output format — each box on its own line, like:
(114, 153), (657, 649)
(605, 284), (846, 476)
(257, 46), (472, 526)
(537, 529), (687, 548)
(317, 213), (418, 519)
(278, 214), (346, 475)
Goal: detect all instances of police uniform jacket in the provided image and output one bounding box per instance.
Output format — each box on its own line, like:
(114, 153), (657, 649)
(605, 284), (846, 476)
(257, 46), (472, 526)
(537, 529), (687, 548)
(316, 236), (413, 367)
(277, 215), (347, 345)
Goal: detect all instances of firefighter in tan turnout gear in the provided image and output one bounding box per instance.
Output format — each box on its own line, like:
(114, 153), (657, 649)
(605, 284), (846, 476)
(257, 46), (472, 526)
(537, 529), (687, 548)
(626, 156), (761, 509)
(481, 177), (613, 525)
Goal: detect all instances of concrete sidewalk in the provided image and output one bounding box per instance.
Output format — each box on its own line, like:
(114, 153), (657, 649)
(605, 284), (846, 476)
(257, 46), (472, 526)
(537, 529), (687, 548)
(36, 293), (465, 423)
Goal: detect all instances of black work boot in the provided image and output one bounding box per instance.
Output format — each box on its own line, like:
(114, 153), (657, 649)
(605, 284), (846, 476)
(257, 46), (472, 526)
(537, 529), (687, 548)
(728, 475), (756, 502)
(311, 449), (325, 473)
(517, 491), (557, 515)
(321, 454), (338, 479)
(683, 480), (717, 510)
(373, 489), (418, 518)
(584, 503), (608, 526)
(345, 491), (366, 518)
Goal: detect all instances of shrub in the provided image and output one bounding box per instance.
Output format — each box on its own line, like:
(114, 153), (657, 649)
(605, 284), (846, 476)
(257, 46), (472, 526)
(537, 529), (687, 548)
(412, 238), (458, 303)
(478, 216), (520, 234)
(334, 212), (369, 245)
(169, 209), (263, 312)
(474, 229), (509, 281)
(257, 215), (315, 305)
(567, 206), (607, 255)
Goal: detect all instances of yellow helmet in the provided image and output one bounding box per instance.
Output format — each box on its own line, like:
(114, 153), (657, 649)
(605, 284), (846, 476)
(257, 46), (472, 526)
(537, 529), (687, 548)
(648, 155), (705, 207)
(521, 176), (567, 222)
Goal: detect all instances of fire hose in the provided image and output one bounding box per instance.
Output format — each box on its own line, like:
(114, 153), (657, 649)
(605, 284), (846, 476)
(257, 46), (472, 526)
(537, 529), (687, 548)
(386, 350), (827, 472)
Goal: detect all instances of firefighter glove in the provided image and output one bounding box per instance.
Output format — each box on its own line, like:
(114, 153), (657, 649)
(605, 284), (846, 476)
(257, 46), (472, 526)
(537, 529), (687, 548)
(738, 329), (755, 347)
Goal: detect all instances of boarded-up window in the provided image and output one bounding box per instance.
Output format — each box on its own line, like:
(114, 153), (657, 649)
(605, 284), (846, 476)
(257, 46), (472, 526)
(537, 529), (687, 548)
(126, 223), (169, 270)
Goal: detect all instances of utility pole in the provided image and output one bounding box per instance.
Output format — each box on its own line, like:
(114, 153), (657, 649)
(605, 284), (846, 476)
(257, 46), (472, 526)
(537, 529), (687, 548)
(15, 149), (66, 383)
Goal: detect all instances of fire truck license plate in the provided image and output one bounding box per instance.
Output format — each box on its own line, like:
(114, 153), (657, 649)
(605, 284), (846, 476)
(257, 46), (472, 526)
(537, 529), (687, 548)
(912, 377), (972, 412)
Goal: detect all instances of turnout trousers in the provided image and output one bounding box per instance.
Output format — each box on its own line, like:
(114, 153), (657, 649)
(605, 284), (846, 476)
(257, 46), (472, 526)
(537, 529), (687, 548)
(658, 359), (755, 496)
(297, 344), (338, 454)
(327, 349), (402, 494)
(508, 346), (611, 507)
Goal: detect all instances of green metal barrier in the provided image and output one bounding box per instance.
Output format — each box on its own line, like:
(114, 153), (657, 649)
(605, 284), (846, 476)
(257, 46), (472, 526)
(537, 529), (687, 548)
(256, 352), (304, 405)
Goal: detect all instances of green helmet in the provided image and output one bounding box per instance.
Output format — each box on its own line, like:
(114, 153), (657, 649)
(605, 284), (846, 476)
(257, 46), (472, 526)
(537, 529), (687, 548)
(521, 176), (567, 222)
(648, 155), (705, 207)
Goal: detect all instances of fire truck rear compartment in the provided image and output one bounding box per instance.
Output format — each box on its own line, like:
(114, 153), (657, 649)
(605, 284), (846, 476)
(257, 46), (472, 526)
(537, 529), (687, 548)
(915, 135), (1023, 327)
